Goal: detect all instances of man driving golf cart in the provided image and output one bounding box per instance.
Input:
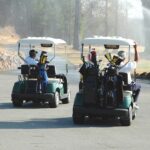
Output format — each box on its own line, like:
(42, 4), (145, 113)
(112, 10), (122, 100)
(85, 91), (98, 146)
(117, 44), (141, 109)
(25, 49), (38, 65)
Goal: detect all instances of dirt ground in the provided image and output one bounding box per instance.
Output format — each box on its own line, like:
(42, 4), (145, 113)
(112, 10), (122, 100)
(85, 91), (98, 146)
(0, 26), (19, 45)
(0, 26), (21, 71)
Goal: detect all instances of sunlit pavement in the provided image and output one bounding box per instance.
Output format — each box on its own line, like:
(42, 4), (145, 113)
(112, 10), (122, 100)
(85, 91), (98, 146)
(0, 60), (150, 150)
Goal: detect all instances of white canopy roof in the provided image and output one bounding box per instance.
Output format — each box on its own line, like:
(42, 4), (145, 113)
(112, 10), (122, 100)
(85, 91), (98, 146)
(81, 37), (135, 46)
(18, 37), (66, 46)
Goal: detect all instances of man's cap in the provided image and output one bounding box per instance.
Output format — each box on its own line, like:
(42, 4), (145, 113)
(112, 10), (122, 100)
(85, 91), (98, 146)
(118, 50), (126, 59)
(29, 49), (38, 54)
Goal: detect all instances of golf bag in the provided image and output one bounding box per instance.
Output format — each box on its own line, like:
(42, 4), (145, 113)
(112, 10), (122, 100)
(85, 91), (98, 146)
(79, 62), (99, 105)
(103, 67), (123, 108)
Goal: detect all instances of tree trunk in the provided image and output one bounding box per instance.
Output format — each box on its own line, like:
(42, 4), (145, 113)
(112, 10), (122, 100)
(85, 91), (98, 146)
(105, 0), (108, 36)
(141, 0), (150, 52)
(73, 0), (81, 50)
(114, 0), (118, 36)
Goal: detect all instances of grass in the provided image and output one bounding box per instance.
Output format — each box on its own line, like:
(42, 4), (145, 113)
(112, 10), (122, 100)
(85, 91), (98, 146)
(54, 45), (150, 74)
(137, 59), (150, 73)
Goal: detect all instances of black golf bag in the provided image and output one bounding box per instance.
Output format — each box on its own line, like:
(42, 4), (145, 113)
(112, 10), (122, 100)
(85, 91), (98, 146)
(79, 62), (99, 105)
(103, 67), (123, 108)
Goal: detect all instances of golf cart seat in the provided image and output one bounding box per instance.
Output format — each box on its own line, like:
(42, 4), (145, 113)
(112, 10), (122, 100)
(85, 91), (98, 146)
(119, 72), (132, 91)
(21, 64), (38, 78)
(56, 74), (68, 93)
(47, 66), (68, 94)
(47, 65), (56, 78)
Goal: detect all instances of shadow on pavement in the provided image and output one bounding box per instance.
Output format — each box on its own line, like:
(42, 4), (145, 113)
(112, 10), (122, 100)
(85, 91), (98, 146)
(0, 117), (122, 129)
(0, 102), (14, 109)
(0, 102), (64, 109)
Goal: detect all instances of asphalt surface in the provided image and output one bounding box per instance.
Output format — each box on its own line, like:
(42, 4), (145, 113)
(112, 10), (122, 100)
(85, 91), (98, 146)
(0, 64), (150, 150)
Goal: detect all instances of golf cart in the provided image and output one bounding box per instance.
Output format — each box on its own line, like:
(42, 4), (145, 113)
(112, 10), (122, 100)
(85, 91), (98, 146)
(11, 37), (70, 108)
(73, 36), (139, 126)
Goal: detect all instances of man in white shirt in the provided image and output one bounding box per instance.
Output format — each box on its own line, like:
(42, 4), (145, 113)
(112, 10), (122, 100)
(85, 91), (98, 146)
(118, 44), (141, 109)
(25, 49), (38, 65)
(118, 52), (136, 84)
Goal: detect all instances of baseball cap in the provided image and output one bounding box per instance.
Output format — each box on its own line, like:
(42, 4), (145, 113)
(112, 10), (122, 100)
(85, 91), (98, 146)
(29, 49), (38, 54)
(118, 50), (126, 59)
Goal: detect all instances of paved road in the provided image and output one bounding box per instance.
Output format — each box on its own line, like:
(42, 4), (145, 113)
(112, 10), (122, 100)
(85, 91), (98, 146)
(0, 67), (150, 150)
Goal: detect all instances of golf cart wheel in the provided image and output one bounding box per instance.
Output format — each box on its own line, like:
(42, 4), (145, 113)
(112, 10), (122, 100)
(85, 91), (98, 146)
(73, 111), (85, 124)
(49, 91), (59, 108)
(120, 106), (132, 126)
(62, 90), (71, 104)
(12, 99), (23, 107)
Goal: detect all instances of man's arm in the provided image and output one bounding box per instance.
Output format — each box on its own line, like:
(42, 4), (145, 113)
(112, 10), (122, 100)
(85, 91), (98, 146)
(134, 43), (139, 62)
(133, 42), (139, 81)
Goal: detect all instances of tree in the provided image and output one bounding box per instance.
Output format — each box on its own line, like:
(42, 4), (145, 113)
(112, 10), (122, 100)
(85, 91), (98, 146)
(141, 0), (150, 52)
(114, 0), (119, 36)
(105, 0), (108, 36)
(73, 0), (81, 50)
(0, 0), (143, 48)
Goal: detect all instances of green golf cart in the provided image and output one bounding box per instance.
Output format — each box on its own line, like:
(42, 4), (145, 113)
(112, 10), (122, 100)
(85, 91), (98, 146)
(11, 37), (70, 108)
(73, 36), (139, 126)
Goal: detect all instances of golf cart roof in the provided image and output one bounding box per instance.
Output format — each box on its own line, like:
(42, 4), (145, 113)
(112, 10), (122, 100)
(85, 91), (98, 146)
(18, 37), (66, 46)
(81, 37), (135, 46)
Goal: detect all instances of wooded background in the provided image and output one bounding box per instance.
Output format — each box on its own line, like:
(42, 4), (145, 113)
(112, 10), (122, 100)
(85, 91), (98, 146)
(0, 0), (149, 50)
